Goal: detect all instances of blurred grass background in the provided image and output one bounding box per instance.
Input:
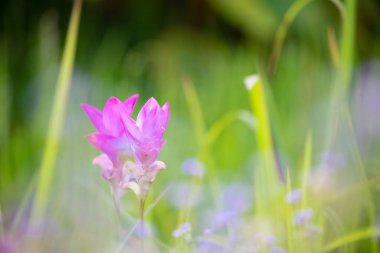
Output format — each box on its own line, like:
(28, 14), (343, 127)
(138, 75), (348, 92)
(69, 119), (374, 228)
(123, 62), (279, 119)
(1, 0), (380, 252)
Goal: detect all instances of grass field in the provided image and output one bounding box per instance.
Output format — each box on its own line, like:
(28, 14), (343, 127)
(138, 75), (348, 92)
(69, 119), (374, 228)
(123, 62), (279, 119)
(1, 0), (380, 252)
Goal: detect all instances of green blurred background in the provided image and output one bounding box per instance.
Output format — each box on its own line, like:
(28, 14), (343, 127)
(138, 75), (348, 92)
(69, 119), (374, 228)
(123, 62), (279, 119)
(1, 0), (380, 251)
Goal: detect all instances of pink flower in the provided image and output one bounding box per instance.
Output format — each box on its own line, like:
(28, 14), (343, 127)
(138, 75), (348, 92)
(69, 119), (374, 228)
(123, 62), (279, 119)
(82, 96), (138, 165)
(123, 98), (170, 165)
(82, 95), (170, 200)
(82, 95), (138, 137)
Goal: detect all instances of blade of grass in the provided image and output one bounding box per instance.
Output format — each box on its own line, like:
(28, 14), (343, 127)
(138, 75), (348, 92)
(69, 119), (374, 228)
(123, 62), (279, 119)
(9, 174), (38, 235)
(245, 74), (280, 214)
(325, 0), (356, 149)
(325, 176), (380, 204)
(343, 106), (378, 253)
(181, 76), (220, 199)
(327, 0), (345, 68)
(323, 227), (380, 252)
(31, 0), (82, 222)
(327, 26), (340, 69)
(328, 0), (345, 21)
(202, 110), (255, 151)
(269, 0), (345, 74)
(0, 40), (11, 204)
(268, 0), (313, 73)
(301, 131), (312, 208)
(182, 76), (206, 149)
(285, 168), (294, 253)
(144, 184), (173, 215)
(323, 206), (347, 245)
(340, 0), (356, 90)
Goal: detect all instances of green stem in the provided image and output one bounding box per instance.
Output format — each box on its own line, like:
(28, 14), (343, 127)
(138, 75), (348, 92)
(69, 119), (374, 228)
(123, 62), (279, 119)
(111, 189), (123, 238)
(140, 198), (146, 253)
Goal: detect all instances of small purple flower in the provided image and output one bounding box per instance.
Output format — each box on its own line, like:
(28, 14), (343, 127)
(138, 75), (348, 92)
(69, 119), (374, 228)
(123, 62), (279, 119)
(319, 152), (345, 171)
(181, 158), (205, 177)
(134, 220), (154, 238)
(285, 189), (302, 204)
(82, 96), (170, 201)
(221, 183), (252, 213)
(196, 239), (231, 253)
(214, 209), (239, 228)
(172, 222), (191, 238)
(269, 246), (286, 253)
(293, 208), (314, 226)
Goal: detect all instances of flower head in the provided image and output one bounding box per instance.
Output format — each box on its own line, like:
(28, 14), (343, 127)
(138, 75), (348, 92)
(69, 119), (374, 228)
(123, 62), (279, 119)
(293, 208), (314, 226)
(82, 95), (170, 201)
(124, 97), (170, 165)
(172, 222), (191, 238)
(285, 189), (302, 204)
(181, 158), (205, 177)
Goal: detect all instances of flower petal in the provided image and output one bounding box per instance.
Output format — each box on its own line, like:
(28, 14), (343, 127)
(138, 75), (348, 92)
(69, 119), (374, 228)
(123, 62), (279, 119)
(145, 160), (166, 181)
(81, 104), (107, 133)
(86, 133), (133, 165)
(121, 114), (141, 142)
(149, 160), (166, 173)
(134, 146), (159, 165)
(136, 97), (160, 129)
(122, 181), (141, 198)
(102, 97), (126, 136)
(152, 102), (170, 139)
(93, 154), (114, 180)
(161, 102), (170, 127)
(124, 94), (139, 115)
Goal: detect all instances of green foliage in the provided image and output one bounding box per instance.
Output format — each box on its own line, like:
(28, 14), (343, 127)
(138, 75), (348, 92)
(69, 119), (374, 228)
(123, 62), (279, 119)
(0, 0), (380, 252)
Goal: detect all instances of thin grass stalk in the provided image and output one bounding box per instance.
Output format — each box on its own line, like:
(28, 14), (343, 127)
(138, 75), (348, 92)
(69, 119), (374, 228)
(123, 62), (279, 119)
(323, 227), (380, 252)
(285, 169), (294, 253)
(203, 111), (255, 150)
(268, 0), (313, 73)
(325, 0), (355, 149)
(340, 0), (356, 91)
(301, 132), (312, 208)
(0, 41), (11, 203)
(31, 0), (82, 222)
(182, 77), (219, 204)
(343, 107), (378, 253)
(115, 186), (171, 253)
(325, 177), (380, 204)
(182, 76), (206, 148)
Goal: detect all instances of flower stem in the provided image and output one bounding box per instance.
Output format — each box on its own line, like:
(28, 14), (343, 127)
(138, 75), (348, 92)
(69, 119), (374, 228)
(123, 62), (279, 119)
(112, 191), (123, 239)
(139, 197), (146, 252)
